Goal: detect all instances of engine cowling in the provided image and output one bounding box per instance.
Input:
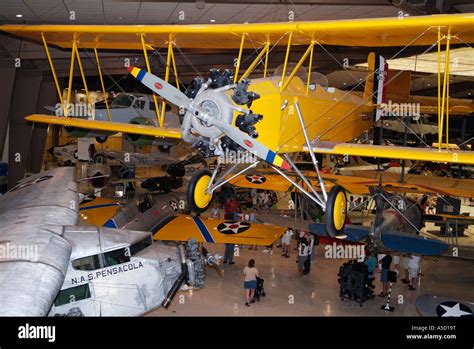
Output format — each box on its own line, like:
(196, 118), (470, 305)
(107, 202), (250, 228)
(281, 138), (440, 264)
(124, 117), (156, 146)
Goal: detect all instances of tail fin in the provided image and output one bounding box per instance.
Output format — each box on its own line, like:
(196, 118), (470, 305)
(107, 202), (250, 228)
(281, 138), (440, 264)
(364, 52), (388, 122)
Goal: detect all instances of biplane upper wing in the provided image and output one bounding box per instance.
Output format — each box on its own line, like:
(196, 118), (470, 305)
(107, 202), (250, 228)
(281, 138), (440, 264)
(1, 14), (473, 49)
(227, 170), (474, 198)
(152, 215), (285, 246)
(25, 114), (182, 139)
(307, 141), (474, 166)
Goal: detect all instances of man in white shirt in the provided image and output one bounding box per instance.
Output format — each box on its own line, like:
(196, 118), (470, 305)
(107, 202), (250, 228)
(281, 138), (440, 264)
(281, 228), (293, 258)
(408, 254), (421, 290)
(393, 254), (400, 276)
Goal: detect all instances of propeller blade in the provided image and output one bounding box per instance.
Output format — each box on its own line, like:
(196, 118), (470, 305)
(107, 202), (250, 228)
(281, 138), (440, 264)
(209, 116), (290, 170)
(211, 264), (224, 278)
(128, 66), (191, 109)
(128, 66), (289, 170)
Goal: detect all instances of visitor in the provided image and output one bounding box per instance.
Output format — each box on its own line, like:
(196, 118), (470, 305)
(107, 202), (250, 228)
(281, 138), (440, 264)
(401, 254), (410, 284)
(241, 208), (250, 222)
(364, 251), (377, 289)
(349, 196), (356, 211)
(408, 254), (421, 291)
(235, 205), (242, 221)
(393, 254), (400, 277)
(297, 239), (309, 277)
(243, 259), (259, 307)
(257, 190), (266, 210)
(249, 207), (258, 223)
(378, 252), (392, 297)
(223, 243), (235, 265)
(245, 194), (253, 209)
(250, 188), (258, 207)
(304, 232), (314, 274)
(377, 252), (386, 272)
(281, 227), (293, 258)
(210, 203), (221, 219)
(224, 198), (232, 220)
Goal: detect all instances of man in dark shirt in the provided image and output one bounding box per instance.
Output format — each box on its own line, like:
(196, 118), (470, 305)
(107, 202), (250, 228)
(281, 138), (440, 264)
(379, 252), (392, 297)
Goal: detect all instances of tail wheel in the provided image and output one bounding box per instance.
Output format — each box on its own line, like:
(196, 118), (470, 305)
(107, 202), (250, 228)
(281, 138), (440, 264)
(325, 185), (347, 237)
(187, 169), (213, 213)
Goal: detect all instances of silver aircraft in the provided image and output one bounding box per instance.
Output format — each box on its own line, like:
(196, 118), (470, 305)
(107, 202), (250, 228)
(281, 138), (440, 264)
(0, 167), (211, 316)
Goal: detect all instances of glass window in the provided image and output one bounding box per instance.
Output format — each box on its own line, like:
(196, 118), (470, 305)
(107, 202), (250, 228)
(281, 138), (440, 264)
(110, 94), (132, 108)
(103, 248), (130, 267)
(130, 236), (153, 256)
(149, 101), (156, 111)
(54, 284), (91, 307)
(133, 100), (145, 109)
(72, 254), (100, 271)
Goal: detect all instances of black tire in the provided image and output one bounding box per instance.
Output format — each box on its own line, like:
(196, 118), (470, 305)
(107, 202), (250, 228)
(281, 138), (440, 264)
(325, 185), (347, 237)
(187, 169), (214, 213)
(95, 136), (108, 144)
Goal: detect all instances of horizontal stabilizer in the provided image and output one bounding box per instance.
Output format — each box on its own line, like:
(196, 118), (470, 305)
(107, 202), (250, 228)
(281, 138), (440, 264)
(382, 230), (449, 256)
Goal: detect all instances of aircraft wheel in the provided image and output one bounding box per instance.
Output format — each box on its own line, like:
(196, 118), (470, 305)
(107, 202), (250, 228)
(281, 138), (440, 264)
(325, 185), (347, 237)
(187, 169), (213, 213)
(95, 136), (108, 143)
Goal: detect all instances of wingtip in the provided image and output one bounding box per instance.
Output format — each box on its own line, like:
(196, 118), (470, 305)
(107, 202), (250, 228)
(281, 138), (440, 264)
(127, 66), (135, 73)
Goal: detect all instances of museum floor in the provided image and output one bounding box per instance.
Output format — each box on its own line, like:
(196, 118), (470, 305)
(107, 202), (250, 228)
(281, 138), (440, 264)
(147, 243), (474, 316)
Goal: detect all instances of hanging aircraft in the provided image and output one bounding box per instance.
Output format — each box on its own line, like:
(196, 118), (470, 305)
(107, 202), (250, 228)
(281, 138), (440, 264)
(0, 167), (285, 316)
(3, 13), (474, 242)
(0, 167), (204, 316)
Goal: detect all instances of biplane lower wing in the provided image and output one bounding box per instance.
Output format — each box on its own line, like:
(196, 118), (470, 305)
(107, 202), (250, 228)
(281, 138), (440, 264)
(307, 142), (474, 166)
(309, 223), (449, 256)
(227, 171), (474, 198)
(152, 215), (285, 246)
(25, 114), (182, 139)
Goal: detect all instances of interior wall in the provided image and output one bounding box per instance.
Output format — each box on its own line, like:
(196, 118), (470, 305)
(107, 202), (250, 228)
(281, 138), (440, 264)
(8, 70), (42, 187)
(29, 76), (56, 173)
(0, 62), (16, 158)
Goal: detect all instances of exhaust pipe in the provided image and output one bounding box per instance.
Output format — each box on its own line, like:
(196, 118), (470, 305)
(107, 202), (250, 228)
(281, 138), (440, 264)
(161, 244), (188, 309)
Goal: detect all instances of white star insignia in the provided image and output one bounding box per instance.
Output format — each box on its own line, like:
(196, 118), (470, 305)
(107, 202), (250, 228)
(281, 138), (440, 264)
(218, 221), (250, 234)
(439, 302), (472, 317)
(246, 175), (265, 184)
(169, 200), (178, 211)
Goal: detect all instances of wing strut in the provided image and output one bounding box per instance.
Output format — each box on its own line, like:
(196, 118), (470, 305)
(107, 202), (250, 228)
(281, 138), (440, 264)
(295, 101), (328, 201)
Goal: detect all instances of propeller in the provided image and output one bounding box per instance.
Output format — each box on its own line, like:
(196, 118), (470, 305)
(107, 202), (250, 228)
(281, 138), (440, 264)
(128, 66), (290, 170)
(202, 247), (224, 278)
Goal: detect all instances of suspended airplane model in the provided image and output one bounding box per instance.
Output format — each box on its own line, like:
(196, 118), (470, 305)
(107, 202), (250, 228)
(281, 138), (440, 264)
(0, 167), (284, 316)
(4, 13), (474, 242)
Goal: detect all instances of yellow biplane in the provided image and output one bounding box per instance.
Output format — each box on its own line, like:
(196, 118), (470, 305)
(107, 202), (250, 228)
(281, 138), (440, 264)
(3, 13), (474, 239)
